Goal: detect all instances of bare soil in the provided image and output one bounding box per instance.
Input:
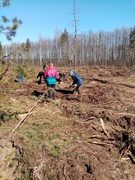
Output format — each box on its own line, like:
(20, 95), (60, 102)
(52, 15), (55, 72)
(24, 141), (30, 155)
(0, 65), (135, 180)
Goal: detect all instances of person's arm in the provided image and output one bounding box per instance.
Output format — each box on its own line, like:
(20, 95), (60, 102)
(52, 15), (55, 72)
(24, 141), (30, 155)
(71, 76), (75, 85)
(44, 71), (47, 78)
(69, 76), (75, 88)
(55, 70), (59, 79)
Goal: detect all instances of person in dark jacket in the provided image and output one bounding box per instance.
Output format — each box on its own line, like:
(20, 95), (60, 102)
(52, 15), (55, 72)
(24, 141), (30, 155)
(37, 71), (44, 84)
(69, 70), (84, 94)
(57, 72), (67, 84)
(37, 63), (49, 84)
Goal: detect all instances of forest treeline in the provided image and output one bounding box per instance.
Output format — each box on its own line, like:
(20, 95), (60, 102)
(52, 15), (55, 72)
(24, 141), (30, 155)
(0, 27), (135, 67)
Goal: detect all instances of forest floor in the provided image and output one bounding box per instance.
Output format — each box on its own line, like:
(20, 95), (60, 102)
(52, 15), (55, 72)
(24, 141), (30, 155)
(0, 64), (135, 180)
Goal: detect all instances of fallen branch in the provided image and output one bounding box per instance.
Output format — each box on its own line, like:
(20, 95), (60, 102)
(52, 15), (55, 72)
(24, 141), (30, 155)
(93, 77), (135, 88)
(89, 135), (104, 139)
(127, 152), (135, 164)
(116, 112), (135, 117)
(100, 118), (111, 138)
(11, 91), (47, 133)
(121, 157), (130, 161)
(93, 78), (108, 84)
(119, 83), (135, 88)
(89, 135), (114, 141)
(83, 117), (95, 121)
(88, 140), (110, 147)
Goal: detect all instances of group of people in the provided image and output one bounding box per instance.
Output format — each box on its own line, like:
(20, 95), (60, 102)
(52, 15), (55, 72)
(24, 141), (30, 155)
(37, 62), (84, 100)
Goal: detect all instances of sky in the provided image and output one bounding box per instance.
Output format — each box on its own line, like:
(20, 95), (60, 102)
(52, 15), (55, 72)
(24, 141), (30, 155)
(0, 0), (135, 45)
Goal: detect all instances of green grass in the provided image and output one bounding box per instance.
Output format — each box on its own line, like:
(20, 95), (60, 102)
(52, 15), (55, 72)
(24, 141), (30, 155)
(0, 93), (4, 100)
(48, 145), (61, 159)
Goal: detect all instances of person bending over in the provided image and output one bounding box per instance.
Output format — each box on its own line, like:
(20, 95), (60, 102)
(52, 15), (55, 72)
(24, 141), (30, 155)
(69, 70), (84, 94)
(37, 71), (44, 84)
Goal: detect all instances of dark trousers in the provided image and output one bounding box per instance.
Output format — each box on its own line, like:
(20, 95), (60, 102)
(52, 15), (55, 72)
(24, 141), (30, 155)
(47, 84), (56, 99)
(37, 71), (44, 84)
(75, 84), (83, 94)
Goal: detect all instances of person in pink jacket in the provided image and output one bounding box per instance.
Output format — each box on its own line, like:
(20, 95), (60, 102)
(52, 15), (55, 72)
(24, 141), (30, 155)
(44, 63), (59, 99)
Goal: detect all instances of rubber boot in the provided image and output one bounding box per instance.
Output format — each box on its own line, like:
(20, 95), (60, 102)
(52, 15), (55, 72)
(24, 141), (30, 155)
(52, 91), (56, 100)
(77, 89), (81, 94)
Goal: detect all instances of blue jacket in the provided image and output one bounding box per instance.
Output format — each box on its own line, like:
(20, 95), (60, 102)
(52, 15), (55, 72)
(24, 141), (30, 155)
(71, 72), (84, 87)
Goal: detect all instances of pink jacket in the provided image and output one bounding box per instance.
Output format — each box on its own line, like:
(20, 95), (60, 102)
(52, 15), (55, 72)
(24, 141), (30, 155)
(44, 67), (59, 79)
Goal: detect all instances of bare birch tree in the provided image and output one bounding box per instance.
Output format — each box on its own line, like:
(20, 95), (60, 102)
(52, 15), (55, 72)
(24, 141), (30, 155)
(72, 0), (79, 70)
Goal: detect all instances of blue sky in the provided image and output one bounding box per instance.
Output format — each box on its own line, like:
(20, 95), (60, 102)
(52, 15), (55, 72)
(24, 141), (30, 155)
(0, 0), (135, 45)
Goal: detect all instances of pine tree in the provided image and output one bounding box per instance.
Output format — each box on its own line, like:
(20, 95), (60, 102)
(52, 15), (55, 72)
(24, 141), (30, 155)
(129, 27), (135, 48)
(0, 0), (22, 40)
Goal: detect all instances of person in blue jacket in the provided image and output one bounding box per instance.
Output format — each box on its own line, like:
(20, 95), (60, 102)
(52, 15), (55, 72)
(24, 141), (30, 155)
(69, 70), (84, 94)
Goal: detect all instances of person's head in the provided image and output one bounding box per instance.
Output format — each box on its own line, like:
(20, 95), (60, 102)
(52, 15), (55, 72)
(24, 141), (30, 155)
(69, 70), (74, 76)
(49, 63), (53, 68)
